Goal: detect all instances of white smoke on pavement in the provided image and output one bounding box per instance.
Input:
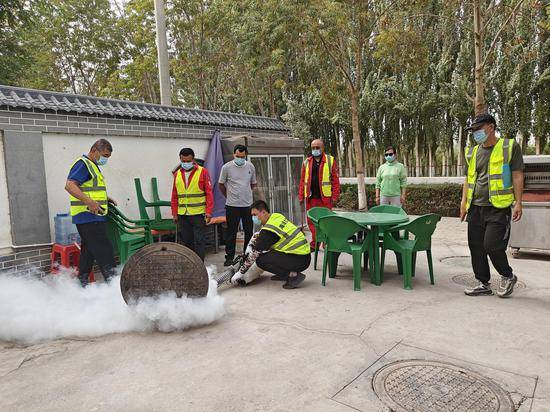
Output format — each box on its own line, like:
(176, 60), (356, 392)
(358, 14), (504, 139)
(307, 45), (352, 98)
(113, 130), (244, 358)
(0, 267), (225, 344)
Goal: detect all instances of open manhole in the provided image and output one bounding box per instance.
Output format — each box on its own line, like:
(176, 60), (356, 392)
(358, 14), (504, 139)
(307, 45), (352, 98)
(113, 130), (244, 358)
(372, 359), (514, 412)
(452, 274), (526, 291)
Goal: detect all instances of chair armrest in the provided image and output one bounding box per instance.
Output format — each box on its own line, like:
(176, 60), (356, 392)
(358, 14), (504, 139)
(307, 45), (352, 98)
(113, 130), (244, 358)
(145, 200), (171, 207)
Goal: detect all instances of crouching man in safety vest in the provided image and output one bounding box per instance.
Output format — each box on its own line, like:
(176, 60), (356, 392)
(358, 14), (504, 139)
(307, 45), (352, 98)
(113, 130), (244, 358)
(460, 114), (524, 298)
(171, 147), (213, 261)
(299, 139), (340, 250)
(65, 139), (117, 287)
(234, 200), (311, 289)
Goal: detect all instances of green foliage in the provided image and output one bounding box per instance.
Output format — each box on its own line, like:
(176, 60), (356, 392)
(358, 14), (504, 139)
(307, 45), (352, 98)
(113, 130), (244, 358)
(336, 184), (462, 217)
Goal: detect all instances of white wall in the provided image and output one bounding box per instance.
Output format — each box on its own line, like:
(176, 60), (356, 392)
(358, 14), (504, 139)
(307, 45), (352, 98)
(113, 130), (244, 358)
(340, 176), (465, 185)
(0, 134), (13, 252)
(42, 133), (210, 241)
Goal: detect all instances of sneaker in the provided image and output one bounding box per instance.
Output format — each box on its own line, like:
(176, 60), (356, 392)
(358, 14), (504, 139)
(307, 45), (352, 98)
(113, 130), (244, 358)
(497, 275), (517, 298)
(464, 282), (493, 296)
(283, 273), (306, 289)
(223, 258), (234, 267)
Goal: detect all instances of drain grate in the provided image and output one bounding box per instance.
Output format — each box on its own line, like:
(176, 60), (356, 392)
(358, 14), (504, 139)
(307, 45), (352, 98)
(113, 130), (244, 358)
(452, 274), (526, 291)
(372, 360), (514, 412)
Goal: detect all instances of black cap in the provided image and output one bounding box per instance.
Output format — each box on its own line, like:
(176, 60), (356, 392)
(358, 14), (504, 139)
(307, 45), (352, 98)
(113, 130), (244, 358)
(466, 113), (496, 131)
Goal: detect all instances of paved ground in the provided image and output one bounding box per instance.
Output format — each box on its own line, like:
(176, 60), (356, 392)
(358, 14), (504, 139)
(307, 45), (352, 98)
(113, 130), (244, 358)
(1, 217), (549, 411)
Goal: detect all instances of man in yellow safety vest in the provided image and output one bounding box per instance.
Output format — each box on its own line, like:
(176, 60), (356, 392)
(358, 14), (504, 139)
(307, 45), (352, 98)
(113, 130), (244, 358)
(171, 147), (213, 261)
(460, 114), (524, 298)
(65, 139), (116, 287)
(235, 200), (311, 289)
(299, 138), (340, 250)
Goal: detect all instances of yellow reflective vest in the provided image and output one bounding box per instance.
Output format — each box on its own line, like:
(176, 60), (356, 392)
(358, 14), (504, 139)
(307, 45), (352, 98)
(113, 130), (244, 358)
(303, 154), (334, 198)
(69, 156), (108, 216)
(261, 213), (310, 255)
(175, 166), (206, 215)
(465, 138), (515, 210)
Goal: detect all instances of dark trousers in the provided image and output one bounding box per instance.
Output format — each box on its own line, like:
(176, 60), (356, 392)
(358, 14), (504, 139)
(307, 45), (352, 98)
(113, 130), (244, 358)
(76, 222), (116, 286)
(178, 214), (206, 261)
(225, 205), (253, 260)
(467, 205), (514, 283)
(256, 250), (311, 280)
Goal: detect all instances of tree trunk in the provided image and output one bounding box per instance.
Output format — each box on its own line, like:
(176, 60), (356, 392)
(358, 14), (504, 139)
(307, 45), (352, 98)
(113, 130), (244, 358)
(535, 134), (541, 155)
(473, 0), (486, 115)
(351, 89), (367, 210)
(414, 134), (421, 177)
(428, 144), (434, 177)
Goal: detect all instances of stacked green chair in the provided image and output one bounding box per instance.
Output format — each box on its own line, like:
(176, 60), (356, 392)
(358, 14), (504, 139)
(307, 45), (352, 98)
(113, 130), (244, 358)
(307, 207), (336, 270)
(134, 177), (176, 235)
(380, 213), (441, 290)
(318, 215), (372, 291)
(107, 205), (153, 264)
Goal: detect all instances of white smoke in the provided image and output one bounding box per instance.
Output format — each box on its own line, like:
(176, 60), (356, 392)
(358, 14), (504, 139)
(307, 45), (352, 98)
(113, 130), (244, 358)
(0, 267), (225, 344)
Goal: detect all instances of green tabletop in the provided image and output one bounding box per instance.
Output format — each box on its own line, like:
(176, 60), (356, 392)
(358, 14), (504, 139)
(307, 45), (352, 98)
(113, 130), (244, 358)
(335, 211), (409, 227)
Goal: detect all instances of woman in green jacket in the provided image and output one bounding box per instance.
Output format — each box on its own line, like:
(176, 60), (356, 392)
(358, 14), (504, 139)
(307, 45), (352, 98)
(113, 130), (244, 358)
(375, 145), (407, 207)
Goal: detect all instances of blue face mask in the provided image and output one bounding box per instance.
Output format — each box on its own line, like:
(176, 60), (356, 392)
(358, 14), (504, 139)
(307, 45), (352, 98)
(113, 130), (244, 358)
(312, 149), (322, 157)
(385, 154), (395, 163)
(252, 215), (261, 226)
(473, 129), (488, 144)
(181, 162), (194, 171)
(97, 156), (108, 166)
(234, 158), (246, 167)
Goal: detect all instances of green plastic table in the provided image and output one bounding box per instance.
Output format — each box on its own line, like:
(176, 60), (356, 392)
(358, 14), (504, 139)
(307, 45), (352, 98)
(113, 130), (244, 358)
(335, 211), (409, 285)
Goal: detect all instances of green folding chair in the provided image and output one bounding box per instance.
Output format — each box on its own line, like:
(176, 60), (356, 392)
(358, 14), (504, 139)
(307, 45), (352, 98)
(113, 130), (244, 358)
(380, 214), (441, 290)
(107, 205), (153, 264)
(319, 215), (372, 291)
(369, 204), (407, 273)
(307, 207), (336, 270)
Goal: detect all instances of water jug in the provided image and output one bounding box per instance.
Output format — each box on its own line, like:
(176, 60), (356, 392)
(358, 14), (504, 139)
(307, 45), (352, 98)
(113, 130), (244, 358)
(54, 213), (80, 245)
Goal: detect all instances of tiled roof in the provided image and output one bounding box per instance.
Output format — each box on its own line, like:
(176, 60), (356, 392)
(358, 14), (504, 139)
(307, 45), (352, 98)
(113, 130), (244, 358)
(0, 85), (289, 131)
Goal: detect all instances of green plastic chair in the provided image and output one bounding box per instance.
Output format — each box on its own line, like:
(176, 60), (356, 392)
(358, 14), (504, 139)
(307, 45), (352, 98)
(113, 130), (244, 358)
(380, 214), (441, 290)
(318, 215), (372, 291)
(107, 205), (153, 264)
(307, 207), (336, 270)
(134, 177), (176, 233)
(369, 204), (407, 273)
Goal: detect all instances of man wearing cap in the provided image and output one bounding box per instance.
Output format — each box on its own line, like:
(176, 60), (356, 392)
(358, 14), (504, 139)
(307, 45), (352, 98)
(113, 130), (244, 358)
(299, 139), (340, 250)
(460, 114), (524, 298)
(65, 138), (116, 287)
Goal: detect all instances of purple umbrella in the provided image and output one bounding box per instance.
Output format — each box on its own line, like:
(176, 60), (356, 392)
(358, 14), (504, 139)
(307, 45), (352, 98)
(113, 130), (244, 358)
(204, 130), (226, 218)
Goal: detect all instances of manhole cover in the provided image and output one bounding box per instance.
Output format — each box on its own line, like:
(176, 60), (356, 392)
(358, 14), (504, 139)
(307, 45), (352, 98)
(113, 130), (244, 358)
(440, 256), (471, 267)
(452, 274), (526, 291)
(120, 242), (209, 304)
(372, 359), (514, 412)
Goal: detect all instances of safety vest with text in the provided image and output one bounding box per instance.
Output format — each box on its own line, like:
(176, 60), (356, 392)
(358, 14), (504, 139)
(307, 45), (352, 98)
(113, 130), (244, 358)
(69, 156), (108, 216)
(175, 166), (206, 215)
(465, 138), (515, 210)
(261, 213), (310, 255)
(303, 154), (334, 198)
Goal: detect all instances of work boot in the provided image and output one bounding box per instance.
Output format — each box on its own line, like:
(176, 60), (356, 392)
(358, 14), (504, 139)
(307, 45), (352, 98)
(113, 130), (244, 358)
(464, 282), (493, 296)
(223, 257), (234, 267)
(283, 273), (306, 289)
(497, 275), (517, 298)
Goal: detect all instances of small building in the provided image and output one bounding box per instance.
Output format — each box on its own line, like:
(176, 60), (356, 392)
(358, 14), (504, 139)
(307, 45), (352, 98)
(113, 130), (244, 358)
(0, 85), (302, 275)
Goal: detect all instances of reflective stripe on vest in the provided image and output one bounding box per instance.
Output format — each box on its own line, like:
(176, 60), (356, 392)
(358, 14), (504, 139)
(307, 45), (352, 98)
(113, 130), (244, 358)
(261, 213), (310, 255)
(464, 138), (515, 210)
(304, 154), (333, 198)
(175, 166), (206, 215)
(69, 156), (108, 216)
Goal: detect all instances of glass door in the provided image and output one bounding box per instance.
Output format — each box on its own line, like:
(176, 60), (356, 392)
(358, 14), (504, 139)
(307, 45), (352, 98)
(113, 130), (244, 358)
(270, 155), (291, 219)
(249, 155), (271, 207)
(289, 155), (304, 225)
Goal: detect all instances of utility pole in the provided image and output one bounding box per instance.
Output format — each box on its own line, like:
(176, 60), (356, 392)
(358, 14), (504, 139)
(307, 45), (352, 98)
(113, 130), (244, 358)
(154, 0), (171, 105)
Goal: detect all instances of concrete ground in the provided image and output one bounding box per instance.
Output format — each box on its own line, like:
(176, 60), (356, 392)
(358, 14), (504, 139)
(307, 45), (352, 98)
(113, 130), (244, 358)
(1, 217), (549, 411)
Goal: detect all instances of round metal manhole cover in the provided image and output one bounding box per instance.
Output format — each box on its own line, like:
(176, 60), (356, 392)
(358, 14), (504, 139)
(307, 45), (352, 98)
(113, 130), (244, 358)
(452, 274), (526, 291)
(372, 360), (514, 412)
(120, 242), (209, 304)
(440, 256), (471, 267)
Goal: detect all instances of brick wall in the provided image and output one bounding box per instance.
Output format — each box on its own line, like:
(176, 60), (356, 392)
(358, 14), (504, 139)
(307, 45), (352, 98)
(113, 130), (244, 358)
(0, 246), (53, 276)
(0, 106), (289, 140)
